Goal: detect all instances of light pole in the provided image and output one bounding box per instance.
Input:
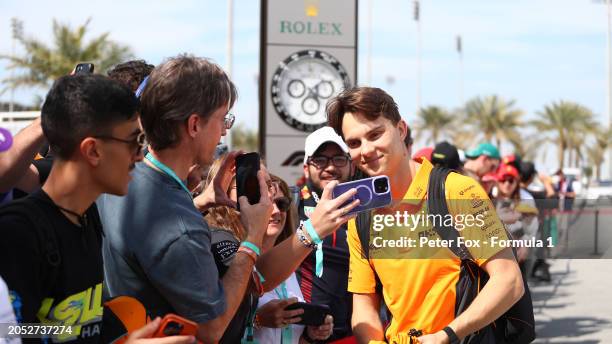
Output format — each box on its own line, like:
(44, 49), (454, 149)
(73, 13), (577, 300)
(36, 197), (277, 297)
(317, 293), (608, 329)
(414, 0), (421, 116)
(367, 0), (373, 85)
(10, 18), (23, 113)
(607, 0), (612, 179)
(595, 0), (612, 178)
(226, 0), (234, 150)
(457, 35), (464, 107)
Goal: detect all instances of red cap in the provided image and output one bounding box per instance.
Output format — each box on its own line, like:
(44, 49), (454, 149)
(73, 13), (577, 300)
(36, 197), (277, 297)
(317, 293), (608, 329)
(412, 147), (433, 163)
(496, 163), (519, 181)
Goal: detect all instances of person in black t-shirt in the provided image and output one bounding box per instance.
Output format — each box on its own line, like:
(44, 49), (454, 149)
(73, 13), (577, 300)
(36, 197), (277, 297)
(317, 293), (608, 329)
(296, 127), (355, 341)
(0, 74), (193, 344)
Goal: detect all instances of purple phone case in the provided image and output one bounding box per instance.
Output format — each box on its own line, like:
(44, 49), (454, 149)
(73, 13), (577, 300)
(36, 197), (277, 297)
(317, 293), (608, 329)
(331, 175), (392, 215)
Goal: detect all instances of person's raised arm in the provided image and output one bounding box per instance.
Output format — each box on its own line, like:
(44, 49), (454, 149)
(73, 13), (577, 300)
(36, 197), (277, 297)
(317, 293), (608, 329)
(196, 170), (272, 343)
(0, 117), (45, 192)
(256, 181), (359, 290)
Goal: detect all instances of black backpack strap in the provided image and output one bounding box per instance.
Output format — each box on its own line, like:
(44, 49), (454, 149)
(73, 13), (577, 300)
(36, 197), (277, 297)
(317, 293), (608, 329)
(426, 166), (473, 261)
(355, 210), (384, 293)
(356, 211), (372, 259)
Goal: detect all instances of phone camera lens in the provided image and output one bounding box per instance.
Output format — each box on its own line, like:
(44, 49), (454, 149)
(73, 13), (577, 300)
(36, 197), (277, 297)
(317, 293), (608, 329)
(373, 178), (388, 193)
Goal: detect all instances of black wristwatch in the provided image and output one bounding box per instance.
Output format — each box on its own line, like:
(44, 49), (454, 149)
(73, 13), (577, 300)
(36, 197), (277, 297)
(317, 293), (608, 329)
(442, 326), (460, 344)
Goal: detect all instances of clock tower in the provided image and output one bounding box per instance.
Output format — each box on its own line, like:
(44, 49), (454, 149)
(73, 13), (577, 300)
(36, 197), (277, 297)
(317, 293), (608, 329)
(260, 0), (358, 183)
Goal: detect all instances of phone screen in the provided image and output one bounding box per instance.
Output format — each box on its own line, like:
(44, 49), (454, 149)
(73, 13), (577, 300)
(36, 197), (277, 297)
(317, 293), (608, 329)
(235, 152), (261, 210)
(284, 302), (330, 326)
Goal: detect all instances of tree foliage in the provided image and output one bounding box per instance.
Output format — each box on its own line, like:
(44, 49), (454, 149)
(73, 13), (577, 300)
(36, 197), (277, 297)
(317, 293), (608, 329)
(1, 18), (132, 94)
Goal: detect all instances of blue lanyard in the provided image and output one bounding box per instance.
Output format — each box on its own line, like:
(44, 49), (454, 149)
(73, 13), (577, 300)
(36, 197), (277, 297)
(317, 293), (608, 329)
(145, 152), (192, 198)
(274, 282), (292, 344)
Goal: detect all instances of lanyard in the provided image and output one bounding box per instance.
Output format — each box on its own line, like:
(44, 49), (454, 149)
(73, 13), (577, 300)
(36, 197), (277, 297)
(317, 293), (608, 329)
(274, 282), (292, 344)
(242, 293), (259, 344)
(303, 185), (325, 278)
(145, 152), (192, 198)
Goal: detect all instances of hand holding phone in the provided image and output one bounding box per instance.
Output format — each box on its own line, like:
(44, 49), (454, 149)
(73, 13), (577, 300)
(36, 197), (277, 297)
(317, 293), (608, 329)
(284, 302), (331, 326)
(256, 297), (304, 328)
(153, 314), (198, 338)
(235, 153), (273, 244)
(307, 180), (359, 240)
(123, 316), (196, 344)
(235, 152), (261, 211)
(332, 175), (392, 215)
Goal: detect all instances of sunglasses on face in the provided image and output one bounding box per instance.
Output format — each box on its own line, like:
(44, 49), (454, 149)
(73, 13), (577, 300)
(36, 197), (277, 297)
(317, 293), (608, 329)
(308, 155), (350, 169)
(94, 132), (146, 156)
(500, 178), (517, 184)
(224, 112), (235, 130)
(273, 196), (291, 212)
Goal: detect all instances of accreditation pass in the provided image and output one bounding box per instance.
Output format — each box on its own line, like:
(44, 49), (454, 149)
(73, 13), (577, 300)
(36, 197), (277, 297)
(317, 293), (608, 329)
(0, 323), (74, 339)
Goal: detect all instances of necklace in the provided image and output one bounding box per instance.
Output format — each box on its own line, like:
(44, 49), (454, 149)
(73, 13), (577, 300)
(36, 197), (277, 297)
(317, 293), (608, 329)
(55, 204), (88, 227)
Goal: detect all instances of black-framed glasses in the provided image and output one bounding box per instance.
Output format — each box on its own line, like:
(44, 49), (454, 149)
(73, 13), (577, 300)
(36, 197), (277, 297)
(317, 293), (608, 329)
(308, 155), (350, 169)
(224, 112), (235, 130)
(274, 197), (291, 212)
(94, 132), (146, 155)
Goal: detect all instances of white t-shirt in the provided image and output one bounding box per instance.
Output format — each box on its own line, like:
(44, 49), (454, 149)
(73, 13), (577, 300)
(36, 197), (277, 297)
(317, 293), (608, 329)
(254, 273), (305, 344)
(0, 276), (21, 344)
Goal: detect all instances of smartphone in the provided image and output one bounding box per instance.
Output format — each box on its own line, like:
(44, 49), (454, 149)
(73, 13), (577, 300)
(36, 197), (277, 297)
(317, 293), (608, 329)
(332, 175), (392, 215)
(153, 314), (198, 338)
(284, 302), (331, 326)
(235, 152), (261, 210)
(75, 63), (94, 75)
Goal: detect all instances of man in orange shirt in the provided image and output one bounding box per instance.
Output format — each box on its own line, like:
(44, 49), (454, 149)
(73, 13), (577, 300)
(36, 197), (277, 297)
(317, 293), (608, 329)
(326, 87), (525, 344)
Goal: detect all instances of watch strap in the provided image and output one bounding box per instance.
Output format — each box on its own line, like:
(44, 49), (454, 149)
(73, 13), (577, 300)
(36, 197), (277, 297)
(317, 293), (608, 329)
(442, 326), (460, 344)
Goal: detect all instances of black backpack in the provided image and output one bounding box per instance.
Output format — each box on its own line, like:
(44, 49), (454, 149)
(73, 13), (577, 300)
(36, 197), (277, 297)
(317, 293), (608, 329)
(356, 166), (536, 343)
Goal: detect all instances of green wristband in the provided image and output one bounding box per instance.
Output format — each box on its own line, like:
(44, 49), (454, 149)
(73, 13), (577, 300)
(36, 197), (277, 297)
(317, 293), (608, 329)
(240, 241), (261, 256)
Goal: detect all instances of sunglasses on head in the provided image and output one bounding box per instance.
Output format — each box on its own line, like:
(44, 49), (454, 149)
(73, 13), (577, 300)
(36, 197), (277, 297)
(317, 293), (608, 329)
(273, 197), (291, 212)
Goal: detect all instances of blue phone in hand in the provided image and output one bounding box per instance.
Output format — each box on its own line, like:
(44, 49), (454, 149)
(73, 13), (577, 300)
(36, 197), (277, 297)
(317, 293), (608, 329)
(331, 175), (392, 215)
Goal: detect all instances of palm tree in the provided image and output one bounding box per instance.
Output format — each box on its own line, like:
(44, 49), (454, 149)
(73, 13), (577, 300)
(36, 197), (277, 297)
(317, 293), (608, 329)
(586, 127), (612, 181)
(1, 18), (132, 94)
(531, 101), (596, 170)
(414, 106), (455, 144)
(462, 95), (524, 148)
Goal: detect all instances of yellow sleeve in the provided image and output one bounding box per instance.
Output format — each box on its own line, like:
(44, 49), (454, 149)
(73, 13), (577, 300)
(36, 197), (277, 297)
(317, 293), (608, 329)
(346, 218), (378, 294)
(445, 173), (509, 266)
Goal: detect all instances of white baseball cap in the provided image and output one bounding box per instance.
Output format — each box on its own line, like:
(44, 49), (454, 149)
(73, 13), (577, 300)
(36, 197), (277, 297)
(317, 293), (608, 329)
(303, 126), (349, 165)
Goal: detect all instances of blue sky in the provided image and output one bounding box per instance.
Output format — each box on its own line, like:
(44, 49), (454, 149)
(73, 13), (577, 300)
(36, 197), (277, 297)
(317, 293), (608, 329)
(1, 0), (610, 173)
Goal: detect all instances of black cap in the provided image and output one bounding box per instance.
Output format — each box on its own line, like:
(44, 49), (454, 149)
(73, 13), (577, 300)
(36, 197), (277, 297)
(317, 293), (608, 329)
(431, 141), (461, 170)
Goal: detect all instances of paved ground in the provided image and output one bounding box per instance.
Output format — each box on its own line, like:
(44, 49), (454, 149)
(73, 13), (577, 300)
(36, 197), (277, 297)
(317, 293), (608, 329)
(531, 259), (612, 343)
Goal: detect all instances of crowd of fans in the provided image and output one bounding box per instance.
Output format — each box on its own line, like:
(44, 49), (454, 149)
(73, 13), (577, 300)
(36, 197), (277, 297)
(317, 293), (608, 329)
(0, 54), (570, 344)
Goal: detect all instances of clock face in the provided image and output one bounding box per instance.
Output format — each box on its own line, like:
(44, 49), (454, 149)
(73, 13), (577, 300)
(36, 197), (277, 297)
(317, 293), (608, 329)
(271, 50), (351, 132)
